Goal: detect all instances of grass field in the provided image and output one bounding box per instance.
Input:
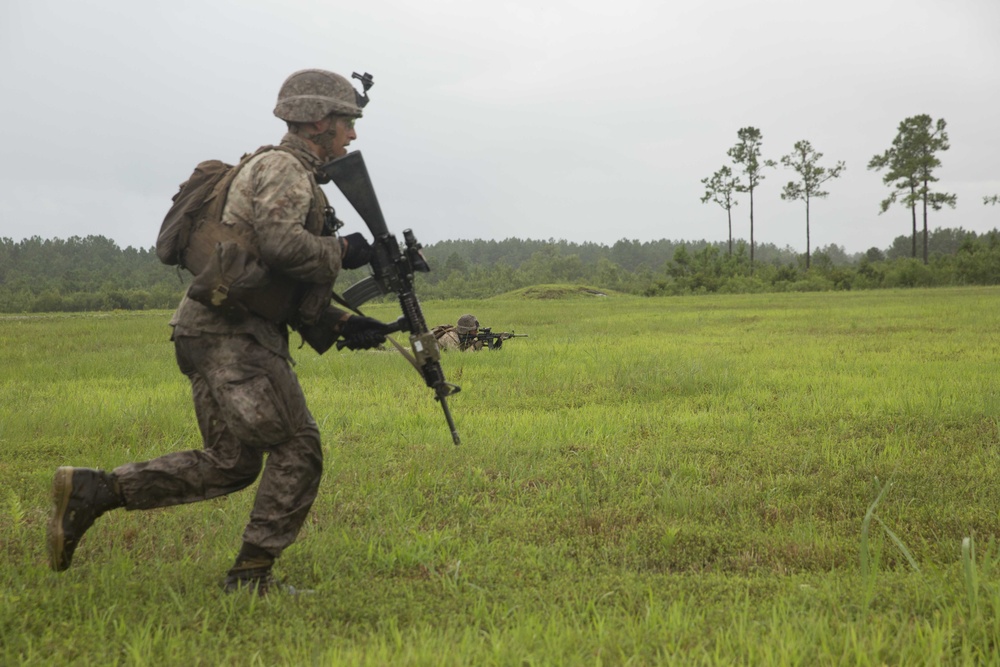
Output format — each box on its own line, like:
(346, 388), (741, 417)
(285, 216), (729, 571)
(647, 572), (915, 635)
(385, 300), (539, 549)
(3, 286), (1000, 665)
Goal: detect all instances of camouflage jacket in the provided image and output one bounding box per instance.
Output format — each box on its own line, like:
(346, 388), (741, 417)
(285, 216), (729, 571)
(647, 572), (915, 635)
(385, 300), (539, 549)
(433, 326), (483, 352)
(171, 132), (343, 359)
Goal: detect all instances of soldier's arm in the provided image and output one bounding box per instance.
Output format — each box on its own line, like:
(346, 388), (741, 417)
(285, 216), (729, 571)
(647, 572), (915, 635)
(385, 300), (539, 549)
(248, 152), (343, 283)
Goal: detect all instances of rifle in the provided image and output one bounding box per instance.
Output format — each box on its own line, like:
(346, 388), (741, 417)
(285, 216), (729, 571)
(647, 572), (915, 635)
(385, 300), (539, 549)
(319, 151), (461, 445)
(474, 328), (528, 350)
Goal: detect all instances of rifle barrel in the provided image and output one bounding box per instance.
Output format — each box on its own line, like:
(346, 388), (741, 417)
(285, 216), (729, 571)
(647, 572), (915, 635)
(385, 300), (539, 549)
(438, 392), (460, 445)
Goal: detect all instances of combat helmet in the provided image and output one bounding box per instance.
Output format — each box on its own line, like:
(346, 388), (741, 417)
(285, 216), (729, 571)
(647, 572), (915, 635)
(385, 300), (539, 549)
(273, 69), (364, 123)
(456, 314), (479, 335)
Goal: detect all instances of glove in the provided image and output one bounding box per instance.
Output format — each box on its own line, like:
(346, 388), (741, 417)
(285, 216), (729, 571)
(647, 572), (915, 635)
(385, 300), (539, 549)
(340, 232), (373, 270)
(339, 315), (390, 350)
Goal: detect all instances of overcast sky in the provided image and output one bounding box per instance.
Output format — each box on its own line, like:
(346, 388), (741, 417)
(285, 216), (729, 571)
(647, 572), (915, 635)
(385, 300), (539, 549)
(2, 0), (999, 256)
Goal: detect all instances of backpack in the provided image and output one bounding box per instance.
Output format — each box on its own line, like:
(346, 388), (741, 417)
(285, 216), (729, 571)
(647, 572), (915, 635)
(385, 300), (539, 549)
(154, 145), (333, 329)
(431, 324), (456, 340)
(155, 145), (280, 269)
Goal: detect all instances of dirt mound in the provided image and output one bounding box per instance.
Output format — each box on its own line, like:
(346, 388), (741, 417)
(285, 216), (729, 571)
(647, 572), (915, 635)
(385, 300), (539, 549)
(510, 284), (611, 299)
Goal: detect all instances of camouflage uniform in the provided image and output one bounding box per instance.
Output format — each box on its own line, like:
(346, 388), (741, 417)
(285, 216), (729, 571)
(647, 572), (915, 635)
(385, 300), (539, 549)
(435, 327), (484, 351)
(434, 314), (484, 351)
(47, 69), (382, 592)
(435, 327), (462, 351)
(113, 131), (340, 559)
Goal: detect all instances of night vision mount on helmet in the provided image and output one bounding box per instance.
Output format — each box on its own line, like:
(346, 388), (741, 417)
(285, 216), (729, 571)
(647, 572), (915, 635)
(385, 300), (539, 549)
(352, 72), (373, 109)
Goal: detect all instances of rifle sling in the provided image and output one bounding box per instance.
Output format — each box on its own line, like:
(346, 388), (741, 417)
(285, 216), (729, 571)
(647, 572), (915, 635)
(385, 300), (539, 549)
(384, 335), (425, 377)
(328, 289), (426, 379)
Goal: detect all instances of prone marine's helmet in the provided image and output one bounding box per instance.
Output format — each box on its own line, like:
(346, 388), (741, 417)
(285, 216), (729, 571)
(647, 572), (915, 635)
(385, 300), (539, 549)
(273, 69), (364, 123)
(456, 314), (480, 335)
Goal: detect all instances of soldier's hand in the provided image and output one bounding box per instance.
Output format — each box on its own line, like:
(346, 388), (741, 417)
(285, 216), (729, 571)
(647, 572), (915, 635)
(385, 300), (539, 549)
(340, 232), (373, 270)
(339, 315), (389, 350)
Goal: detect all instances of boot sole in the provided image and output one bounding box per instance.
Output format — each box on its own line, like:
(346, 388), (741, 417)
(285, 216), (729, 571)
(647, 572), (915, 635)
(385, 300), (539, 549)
(47, 466), (74, 571)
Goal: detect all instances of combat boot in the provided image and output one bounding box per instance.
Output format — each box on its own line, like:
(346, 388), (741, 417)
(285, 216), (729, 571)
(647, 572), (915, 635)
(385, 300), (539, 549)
(223, 559), (276, 595)
(47, 467), (124, 571)
(222, 541), (276, 595)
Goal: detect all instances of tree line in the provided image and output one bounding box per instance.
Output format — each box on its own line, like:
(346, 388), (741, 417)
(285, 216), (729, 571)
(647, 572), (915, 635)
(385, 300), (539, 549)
(702, 115), (1000, 269)
(0, 236), (184, 313)
(3, 229), (1000, 314)
(417, 230), (1000, 299)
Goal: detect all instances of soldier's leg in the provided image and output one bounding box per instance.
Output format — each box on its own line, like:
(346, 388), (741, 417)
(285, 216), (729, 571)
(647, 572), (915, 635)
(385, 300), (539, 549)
(47, 467), (125, 571)
(238, 342), (323, 554)
(225, 421), (322, 594)
(113, 334), (265, 509)
(49, 334), (268, 571)
(243, 421), (323, 557)
(220, 341), (324, 594)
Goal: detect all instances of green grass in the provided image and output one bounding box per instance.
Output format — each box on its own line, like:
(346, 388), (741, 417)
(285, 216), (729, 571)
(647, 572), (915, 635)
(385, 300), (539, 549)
(3, 287), (1000, 665)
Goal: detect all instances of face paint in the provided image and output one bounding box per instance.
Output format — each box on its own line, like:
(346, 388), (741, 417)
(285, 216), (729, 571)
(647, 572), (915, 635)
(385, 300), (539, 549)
(311, 117), (356, 160)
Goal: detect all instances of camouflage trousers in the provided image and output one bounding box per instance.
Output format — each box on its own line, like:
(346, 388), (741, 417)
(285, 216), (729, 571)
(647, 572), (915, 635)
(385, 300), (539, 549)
(113, 333), (323, 558)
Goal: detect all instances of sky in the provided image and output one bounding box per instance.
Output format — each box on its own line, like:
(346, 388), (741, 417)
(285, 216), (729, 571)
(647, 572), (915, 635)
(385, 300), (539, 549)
(2, 0), (999, 256)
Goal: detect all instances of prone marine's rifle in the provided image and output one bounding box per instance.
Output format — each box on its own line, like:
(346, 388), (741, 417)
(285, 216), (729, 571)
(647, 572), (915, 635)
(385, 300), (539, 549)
(319, 151), (461, 445)
(474, 328), (528, 350)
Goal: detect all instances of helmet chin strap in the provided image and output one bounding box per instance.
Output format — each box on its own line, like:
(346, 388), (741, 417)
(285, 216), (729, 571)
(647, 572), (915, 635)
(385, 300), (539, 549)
(298, 124), (339, 182)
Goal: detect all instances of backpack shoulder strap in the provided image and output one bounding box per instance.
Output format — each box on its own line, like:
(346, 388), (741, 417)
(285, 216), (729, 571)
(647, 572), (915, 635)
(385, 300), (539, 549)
(208, 144), (326, 235)
(202, 144), (284, 223)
